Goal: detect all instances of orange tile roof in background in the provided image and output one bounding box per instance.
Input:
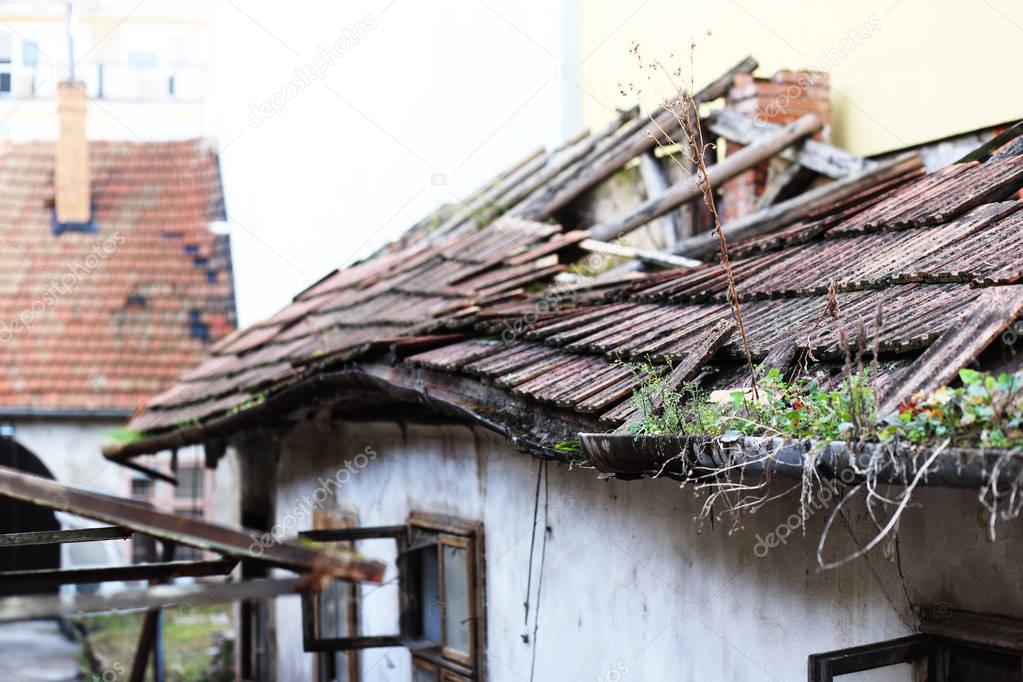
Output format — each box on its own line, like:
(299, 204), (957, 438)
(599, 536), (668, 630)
(0, 138), (235, 414)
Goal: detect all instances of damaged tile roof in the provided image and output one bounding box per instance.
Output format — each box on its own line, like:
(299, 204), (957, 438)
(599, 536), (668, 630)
(118, 134), (1023, 453)
(0, 139), (234, 413)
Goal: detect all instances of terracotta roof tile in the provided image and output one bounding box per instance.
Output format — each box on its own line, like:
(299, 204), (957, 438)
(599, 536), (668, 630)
(0, 138), (234, 413)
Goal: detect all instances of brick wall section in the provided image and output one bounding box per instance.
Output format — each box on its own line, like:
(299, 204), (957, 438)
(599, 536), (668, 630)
(719, 70), (831, 223)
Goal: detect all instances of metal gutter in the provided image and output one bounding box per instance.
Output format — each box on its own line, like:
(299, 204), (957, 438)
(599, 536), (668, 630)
(579, 432), (1023, 489)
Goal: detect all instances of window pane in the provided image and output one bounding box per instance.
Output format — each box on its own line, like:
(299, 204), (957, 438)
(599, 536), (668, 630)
(0, 34), (10, 63)
(21, 41), (37, 67)
(318, 580), (350, 638)
(836, 664), (916, 681)
(948, 644), (1020, 681)
(175, 466), (204, 499)
(412, 661), (438, 682)
(442, 545), (470, 654)
(419, 547), (442, 643)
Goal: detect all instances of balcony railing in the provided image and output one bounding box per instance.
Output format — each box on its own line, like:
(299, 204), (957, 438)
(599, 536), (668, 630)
(0, 62), (205, 102)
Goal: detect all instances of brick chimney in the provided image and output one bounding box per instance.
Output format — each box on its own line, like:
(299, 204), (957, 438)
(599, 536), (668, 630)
(55, 81), (91, 224)
(719, 70), (831, 223)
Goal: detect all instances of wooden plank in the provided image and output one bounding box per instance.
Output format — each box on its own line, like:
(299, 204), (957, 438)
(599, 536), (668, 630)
(754, 162), (815, 210)
(0, 464), (385, 583)
(114, 456), (178, 485)
(130, 540), (176, 682)
(956, 120), (1023, 164)
(638, 151), (682, 245)
(533, 56), (758, 220)
(431, 149), (550, 237)
(577, 239), (701, 269)
(877, 285), (1023, 416)
(0, 578), (302, 622)
(589, 114), (823, 242)
(622, 319), (736, 430)
(707, 109), (869, 178)
(0, 559), (237, 589)
(464, 107), (640, 230)
(671, 153), (924, 259)
(0, 526), (131, 547)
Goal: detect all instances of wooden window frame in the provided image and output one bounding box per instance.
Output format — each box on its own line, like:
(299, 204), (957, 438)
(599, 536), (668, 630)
(299, 512), (486, 680)
(311, 510), (361, 682)
(299, 524), (407, 652)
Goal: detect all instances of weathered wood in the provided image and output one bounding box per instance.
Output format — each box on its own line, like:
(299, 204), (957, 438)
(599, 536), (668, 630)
(577, 238), (701, 269)
(956, 120), (1023, 164)
(638, 151), (682, 245)
(432, 148), (549, 237)
(757, 338), (799, 377)
(0, 578), (302, 622)
(114, 456), (177, 485)
(533, 56), (758, 220)
(463, 108), (639, 230)
(130, 540), (176, 682)
(0, 526), (131, 547)
(623, 319), (736, 430)
(0, 464), (385, 582)
(671, 153), (924, 259)
(877, 286), (1023, 416)
(754, 162), (815, 210)
(589, 114), (823, 242)
(0, 558), (237, 589)
(707, 109), (869, 178)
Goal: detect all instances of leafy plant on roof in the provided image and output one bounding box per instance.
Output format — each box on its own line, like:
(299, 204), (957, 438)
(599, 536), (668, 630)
(625, 363), (1023, 450)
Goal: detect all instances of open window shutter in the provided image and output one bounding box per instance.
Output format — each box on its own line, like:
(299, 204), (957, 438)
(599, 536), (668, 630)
(299, 525), (407, 652)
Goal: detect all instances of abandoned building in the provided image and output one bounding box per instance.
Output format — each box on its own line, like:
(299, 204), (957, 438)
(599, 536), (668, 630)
(1, 55), (1023, 682)
(0, 80), (234, 581)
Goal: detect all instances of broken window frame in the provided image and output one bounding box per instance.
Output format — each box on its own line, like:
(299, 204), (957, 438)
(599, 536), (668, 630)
(299, 513), (485, 680)
(809, 627), (1023, 681)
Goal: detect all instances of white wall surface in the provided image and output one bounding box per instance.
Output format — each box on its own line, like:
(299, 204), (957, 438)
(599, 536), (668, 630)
(261, 419), (1023, 681)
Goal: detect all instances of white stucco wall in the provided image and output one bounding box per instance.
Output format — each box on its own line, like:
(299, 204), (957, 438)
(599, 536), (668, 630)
(263, 419), (1023, 681)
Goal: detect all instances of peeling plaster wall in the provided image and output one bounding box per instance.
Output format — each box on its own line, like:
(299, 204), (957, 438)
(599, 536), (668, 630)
(265, 419), (1023, 681)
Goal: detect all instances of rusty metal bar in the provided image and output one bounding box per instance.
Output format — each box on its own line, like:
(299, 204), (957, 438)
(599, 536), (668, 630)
(0, 558), (237, 589)
(0, 464), (385, 583)
(0, 526), (131, 547)
(0, 578), (302, 621)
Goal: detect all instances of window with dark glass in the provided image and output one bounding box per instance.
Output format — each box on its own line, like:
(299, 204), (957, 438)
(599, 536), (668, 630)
(809, 615), (1023, 682)
(175, 465), (204, 500)
(299, 513), (484, 680)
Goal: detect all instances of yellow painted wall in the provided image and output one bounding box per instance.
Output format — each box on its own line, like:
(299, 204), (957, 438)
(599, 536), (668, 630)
(578, 0), (1023, 155)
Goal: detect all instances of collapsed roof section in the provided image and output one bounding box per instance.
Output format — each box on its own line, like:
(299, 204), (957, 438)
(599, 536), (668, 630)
(105, 57), (1023, 482)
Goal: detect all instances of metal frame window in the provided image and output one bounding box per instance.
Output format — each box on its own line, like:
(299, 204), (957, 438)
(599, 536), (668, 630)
(809, 629), (1023, 681)
(300, 513), (485, 680)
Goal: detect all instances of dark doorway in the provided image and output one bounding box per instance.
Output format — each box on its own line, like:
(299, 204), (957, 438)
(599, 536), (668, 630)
(0, 437), (60, 595)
